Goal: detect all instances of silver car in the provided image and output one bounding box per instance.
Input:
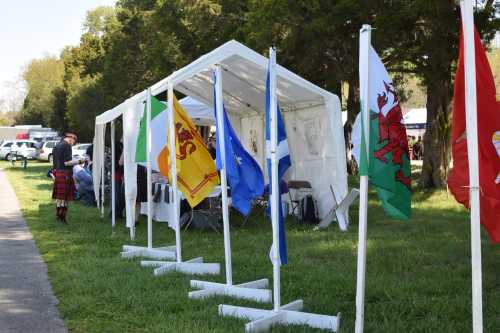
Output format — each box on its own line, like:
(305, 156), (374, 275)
(1, 140), (38, 160)
(38, 140), (59, 162)
(0, 140), (15, 160)
(72, 143), (92, 160)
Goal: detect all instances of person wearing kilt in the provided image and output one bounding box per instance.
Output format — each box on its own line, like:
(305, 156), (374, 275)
(52, 131), (85, 224)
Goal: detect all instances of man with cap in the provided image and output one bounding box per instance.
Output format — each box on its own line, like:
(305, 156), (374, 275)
(52, 131), (86, 223)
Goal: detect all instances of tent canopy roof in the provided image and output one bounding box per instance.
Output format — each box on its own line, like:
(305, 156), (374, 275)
(403, 108), (427, 125)
(96, 40), (338, 124)
(150, 40), (335, 116)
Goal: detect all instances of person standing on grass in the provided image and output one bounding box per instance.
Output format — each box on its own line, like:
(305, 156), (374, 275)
(52, 131), (85, 224)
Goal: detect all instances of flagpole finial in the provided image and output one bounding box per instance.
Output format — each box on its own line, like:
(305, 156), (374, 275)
(360, 24), (373, 33)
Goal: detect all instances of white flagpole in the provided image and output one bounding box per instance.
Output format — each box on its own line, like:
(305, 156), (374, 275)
(215, 65), (233, 286)
(167, 83), (182, 263)
(269, 47), (281, 311)
(146, 88), (153, 250)
(111, 119), (116, 229)
(460, 1), (483, 332)
(355, 24), (371, 333)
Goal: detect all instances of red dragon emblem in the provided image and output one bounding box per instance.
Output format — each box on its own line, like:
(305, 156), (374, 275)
(373, 81), (411, 189)
(176, 122), (197, 160)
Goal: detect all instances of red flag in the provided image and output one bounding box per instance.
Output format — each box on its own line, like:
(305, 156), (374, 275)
(448, 27), (500, 243)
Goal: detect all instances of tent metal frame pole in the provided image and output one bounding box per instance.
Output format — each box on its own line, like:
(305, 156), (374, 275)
(111, 120), (116, 229)
(461, 2), (483, 332)
(100, 125), (105, 219)
(355, 24), (371, 333)
(188, 65), (271, 303)
(219, 48), (340, 332)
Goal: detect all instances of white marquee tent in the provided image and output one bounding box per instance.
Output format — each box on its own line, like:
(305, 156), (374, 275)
(403, 107), (427, 139)
(93, 40), (348, 331)
(93, 40), (349, 235)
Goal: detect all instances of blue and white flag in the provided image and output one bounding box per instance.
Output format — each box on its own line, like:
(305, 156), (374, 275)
(214, 73), (264, 216)
(265, 65), (291, 265)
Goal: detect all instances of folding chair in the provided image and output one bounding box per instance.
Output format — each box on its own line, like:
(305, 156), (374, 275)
(287, 180), (313, 220)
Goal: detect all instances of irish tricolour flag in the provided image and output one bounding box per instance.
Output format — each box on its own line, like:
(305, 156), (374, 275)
(135, 96), (167, 172)
(353, 46), (412, 219)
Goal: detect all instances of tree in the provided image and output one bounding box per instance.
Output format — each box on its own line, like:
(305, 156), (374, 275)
(66, 76), (105, 141)
(17, 56), (64, 125)
(50, 87), (69, 133)
(0, 111), (16, 126)
(83, 6), (117, 37)
(374, 0), (499, 188)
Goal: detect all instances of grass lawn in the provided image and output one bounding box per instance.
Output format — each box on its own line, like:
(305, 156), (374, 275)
(1, 160), (499, 332)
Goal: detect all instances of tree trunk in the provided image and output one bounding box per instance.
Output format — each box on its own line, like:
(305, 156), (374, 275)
(419, 80), (452, 188)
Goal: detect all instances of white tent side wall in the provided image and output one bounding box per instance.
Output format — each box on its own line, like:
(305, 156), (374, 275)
(239, 114), (266, 168)
(123, 99), (143, 228)
(93, 122), (106, 206)
(284, 96), (347, 219)
(237, 95), (347, 220)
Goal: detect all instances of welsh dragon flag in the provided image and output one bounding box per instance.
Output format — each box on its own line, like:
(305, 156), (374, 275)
(353, 46), (412, 219)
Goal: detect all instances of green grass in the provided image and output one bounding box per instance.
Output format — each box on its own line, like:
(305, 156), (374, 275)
(1, 160), (499, 332)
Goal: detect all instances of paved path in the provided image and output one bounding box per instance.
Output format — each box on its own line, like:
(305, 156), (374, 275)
(0, 169), (67, 333)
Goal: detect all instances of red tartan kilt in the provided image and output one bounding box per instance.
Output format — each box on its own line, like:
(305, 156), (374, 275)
(52, 170), (76, 201)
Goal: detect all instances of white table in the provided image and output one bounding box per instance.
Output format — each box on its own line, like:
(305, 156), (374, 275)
(141, 184), (222, 228)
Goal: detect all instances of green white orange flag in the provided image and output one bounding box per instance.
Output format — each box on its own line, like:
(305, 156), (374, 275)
(353, 46), (412, 219)
(135, 95), (219, 207)
(135, 96), (167, 172)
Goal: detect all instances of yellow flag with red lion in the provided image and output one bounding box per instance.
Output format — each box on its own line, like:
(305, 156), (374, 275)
(157, 95), (219, 207)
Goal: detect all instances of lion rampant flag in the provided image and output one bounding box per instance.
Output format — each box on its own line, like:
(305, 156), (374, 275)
(136, 95), (219, 207)
(353, 45), (412, 219)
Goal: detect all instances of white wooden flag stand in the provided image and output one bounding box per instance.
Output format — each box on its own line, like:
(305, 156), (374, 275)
(136, 84), (220, 276)
(354, 24), (371, 333)
(219, 48), (341, 332)
(188, 65), (272, 303)
(461, 2), (484, 332)
(121, 88), (178, 261)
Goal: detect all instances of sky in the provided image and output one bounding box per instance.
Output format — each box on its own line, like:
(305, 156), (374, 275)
(0, 0), (116, 106)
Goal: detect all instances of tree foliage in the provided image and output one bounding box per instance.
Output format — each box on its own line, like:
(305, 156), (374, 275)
(16, 56), (64, 126)
(15, 0), (500, 186)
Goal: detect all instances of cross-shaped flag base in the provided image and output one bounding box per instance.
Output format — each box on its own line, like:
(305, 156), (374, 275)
(219, 300), (340, 332)
(140, 257), (220, 276)
(189, 278), (272, 303)
(120, 245), (176, 260)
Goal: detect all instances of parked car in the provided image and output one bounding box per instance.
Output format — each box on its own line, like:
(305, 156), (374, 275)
(0, 140), (15, 160)
(72, 143), (92, 160)
(37, 140), (59, 162)
(0, 140), (38, 160)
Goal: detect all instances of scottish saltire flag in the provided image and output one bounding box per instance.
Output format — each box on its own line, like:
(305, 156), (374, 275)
(213, 73), (264, 216)
(352, 45), (411, 219)
(265, 68), (291, 265)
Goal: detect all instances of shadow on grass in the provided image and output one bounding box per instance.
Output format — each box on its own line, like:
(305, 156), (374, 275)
(3, 161), (500, 333)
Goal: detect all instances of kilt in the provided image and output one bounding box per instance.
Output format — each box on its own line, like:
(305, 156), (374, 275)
(52, 170), (76, 201)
